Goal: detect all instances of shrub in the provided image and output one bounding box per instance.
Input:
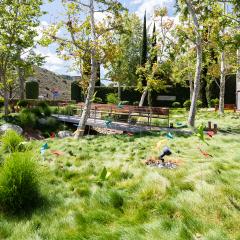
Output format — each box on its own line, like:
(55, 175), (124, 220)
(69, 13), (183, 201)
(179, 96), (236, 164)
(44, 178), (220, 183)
(26, 81), (39, 99)
(172, 102), (181, 108)
(93, 97), (102, 103)
(38, 101), (52, 117)
(60, 105), (75, 115)
(106, 93), (119, 104)
(31, 107), (43, 118)
(183, 100), (202, 110)
(46, 117), (58, 131)
(1, 130), (24, 153)
(0, 152), (41, 213)
(0, 97), (4, 108)
(17, 100), (28, 108)
(210, 98), (219, 107)
(197, 100), (203, 108)
(183, 100), (191, 110)
(19, 109), (37, 128)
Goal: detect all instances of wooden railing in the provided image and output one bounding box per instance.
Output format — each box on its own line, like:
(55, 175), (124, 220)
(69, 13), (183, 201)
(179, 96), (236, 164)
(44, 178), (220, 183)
(75, 103), (170, 127)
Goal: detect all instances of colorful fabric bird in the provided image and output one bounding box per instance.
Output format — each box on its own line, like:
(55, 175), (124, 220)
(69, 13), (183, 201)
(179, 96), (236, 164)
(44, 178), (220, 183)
(50, 132), (55, 139)
(207, 131), (214, 138)
(196, 124), (209, 145)
(117, 102), (123, 109)
(105, 118), (112, 127)
(51, 150), (64, 156)
(40, 143), (49, 155)
(198, 147), (213, 158)
(166, 132), (174, 139)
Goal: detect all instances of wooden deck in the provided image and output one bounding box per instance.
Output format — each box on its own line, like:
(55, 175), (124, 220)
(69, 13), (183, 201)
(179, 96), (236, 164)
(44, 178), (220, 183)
(52, 114), (192, 135)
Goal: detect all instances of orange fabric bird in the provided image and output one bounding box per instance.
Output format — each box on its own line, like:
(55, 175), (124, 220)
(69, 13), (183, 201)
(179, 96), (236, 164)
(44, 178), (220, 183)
(51, 150), (64, 156)
(198, 147), (213, 158)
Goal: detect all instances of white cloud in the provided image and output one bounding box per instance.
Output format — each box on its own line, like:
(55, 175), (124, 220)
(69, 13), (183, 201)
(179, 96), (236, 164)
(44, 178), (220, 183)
(130, 0), (143, 5)
(136, 0), (175, 19)
(34, 47), (79, 76)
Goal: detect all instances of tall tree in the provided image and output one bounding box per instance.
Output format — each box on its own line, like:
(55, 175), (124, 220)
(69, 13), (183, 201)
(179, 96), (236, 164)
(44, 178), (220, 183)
(139, 11), (148, 107)
(0, 0), (43, 114)
(218, 2), (228, 114)
(43, 0), (124, 138)
(105, 12), (142, 89)
(184, 0), (203, 127)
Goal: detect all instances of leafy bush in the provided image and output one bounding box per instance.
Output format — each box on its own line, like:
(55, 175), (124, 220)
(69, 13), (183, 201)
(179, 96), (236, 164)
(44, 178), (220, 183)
(197, 100), (203, 108)
(183, 100), (202, 110)
(93, 97), (102, 103)
(0, 152), (41, 213)
(17, 100), (28, 108)
(183, 100), (191, 110)
(46, 117), (58, 130)
(210, 98), (219, 107)
(60, 105), (75, 115)
(0, 97), (4, 108)
(19, 109), (37, 128)
(106, 93), (119, 104)
(1, 130), (24, 153)
(172, 102), (181, 108)
(38, 101), (52, 117)
(31, 107), (43, 117)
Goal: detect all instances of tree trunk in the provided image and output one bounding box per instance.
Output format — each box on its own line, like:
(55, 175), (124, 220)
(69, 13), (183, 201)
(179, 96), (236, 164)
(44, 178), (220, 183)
(186, 0), (203, 127)
(139, 87), (147, 107)
(189, 77), (194, 100)
(147, 90), (152, 107)
(219, 51), (225, 114)
(74, 0), (97, 139)
(236, 48), (240, 110)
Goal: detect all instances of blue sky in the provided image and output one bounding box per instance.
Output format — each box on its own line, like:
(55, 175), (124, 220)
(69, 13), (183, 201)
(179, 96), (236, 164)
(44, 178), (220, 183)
(37, 0), (175, 76)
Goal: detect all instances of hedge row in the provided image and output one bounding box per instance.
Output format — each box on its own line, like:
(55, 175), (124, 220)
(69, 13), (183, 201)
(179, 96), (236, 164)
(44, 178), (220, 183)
(26, 81), (39, 99)
(71, 75), (236, 107)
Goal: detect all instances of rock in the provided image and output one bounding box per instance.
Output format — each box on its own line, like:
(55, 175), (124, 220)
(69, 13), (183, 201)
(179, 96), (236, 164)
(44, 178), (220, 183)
(58, 130), (73, 138)
(38, 118), (47, 125)
(0, 123), (23, 135)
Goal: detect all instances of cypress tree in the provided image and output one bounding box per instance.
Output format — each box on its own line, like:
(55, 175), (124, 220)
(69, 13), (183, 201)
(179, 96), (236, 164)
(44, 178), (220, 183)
(151, 22), (157, 64)
(141, 11), (147, 86)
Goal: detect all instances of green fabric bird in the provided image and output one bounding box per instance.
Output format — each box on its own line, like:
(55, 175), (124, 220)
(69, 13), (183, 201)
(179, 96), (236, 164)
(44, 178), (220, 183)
(196, 124), (208, 145)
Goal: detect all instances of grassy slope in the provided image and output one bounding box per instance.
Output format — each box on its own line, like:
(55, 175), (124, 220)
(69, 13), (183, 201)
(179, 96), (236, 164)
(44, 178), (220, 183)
(0, 110), (240, 240)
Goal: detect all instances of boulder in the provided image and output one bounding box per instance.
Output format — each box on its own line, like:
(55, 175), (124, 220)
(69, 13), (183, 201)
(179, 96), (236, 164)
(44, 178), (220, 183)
(0, 123), (23, 135)
(58, 130), (73, 138)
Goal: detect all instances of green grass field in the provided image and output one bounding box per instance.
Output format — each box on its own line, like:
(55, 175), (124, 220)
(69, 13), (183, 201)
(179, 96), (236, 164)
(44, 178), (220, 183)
(0, 110), (239, 240)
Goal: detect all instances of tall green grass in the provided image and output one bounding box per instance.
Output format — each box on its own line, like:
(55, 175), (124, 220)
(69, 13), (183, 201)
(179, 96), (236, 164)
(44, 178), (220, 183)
(0, 110), (239, 239)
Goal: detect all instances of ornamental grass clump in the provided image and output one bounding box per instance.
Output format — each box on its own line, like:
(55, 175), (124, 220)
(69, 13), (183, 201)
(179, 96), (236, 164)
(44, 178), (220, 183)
(1, 130), (24, 153)
(0, 152), (42, 214)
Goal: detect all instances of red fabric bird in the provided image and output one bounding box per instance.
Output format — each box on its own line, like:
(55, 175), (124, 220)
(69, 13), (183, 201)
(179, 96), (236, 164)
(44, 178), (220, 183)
(207, 131), (214, 138)
(198, 147), (213, 158)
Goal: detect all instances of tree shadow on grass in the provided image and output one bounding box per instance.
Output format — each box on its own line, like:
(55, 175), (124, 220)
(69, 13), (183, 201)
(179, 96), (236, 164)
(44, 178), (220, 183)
(0, 192), (54, 221)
